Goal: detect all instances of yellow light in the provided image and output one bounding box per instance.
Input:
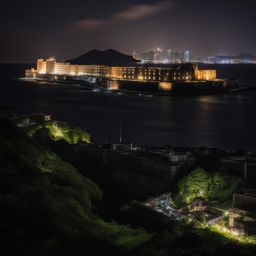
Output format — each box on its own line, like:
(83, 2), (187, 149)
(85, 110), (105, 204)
(159, 82), (172, 91)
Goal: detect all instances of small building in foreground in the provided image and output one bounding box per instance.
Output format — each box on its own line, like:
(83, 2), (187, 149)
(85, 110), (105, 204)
(229, 193), (256, 235)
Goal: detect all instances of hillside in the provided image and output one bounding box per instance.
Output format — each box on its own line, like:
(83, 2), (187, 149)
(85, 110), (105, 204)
(0, 115), (255, 256)
(0, 118), (151, 256)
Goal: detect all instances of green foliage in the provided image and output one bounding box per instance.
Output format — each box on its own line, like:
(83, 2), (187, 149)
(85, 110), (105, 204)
(195, 213), (207, 224)
(14, 115), (91, 144)
(90, 219), (152, 249)
(2, 118), (253, 256)
(0, 119), (151, 255)
(177, 168), (210, 204)
(27, 124), (44, 137)
(177, 168), (241, 205)
(45, 122), (91, 144)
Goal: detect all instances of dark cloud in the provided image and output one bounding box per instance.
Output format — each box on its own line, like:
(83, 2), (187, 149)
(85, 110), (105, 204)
(0, 0), (256, 61)
(71, 1), (173, 31)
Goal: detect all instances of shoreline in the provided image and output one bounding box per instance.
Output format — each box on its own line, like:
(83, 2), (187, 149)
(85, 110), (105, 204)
(18, 77), (256, 97)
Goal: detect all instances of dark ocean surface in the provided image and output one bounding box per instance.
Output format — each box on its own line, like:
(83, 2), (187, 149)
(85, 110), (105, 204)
(1, 63), (256, 152)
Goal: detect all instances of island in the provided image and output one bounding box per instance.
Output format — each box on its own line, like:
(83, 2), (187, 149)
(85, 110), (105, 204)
(25, 51), (242, 95)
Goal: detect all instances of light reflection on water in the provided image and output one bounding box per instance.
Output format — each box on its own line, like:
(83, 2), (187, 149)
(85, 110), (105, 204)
(4, 78), (256, 152)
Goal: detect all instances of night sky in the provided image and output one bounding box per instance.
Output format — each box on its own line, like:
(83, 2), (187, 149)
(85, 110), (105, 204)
(1, 0), (256, 62)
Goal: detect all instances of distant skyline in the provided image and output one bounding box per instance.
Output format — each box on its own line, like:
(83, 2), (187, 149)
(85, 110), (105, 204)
(1, 0), (256, 62)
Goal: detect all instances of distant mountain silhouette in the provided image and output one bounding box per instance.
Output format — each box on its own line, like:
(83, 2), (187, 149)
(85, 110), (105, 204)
(212, 53), (255, 60)
(67, 49), (139, 65)
(236, 53), (255, 60)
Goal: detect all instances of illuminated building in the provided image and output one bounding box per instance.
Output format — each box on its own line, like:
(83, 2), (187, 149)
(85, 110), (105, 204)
(159, 82), (173, 91)
(136, 49), (191, 64)
(167, 49), (173, 63)
(183, 50), (190, 63)
(148, 51), (156, 63)
(37, 59), (47, 74)
(25, 58), (218, 91)
(194, 69), (217, 81)
(45, 57), (56, 74)
(172, 51), (183, 63)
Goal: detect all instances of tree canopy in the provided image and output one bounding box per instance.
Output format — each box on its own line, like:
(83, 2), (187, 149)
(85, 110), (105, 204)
(177, 168), (241, 205)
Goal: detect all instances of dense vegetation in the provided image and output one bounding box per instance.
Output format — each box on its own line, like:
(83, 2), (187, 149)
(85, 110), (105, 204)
(176, 168), (241, 205)
(0, 117), (255, 256)
(27, 121), (91, 144)
(45, 121), (91, 144)
(0, 118), (150, 256)
(15, 115), (91, 144)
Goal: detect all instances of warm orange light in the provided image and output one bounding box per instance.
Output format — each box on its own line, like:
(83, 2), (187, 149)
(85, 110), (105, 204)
(138, 75), (144, 80)
(107, 80), (119, 90)
(159, 82), (172, 91)
(195, 70), (216, 81)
